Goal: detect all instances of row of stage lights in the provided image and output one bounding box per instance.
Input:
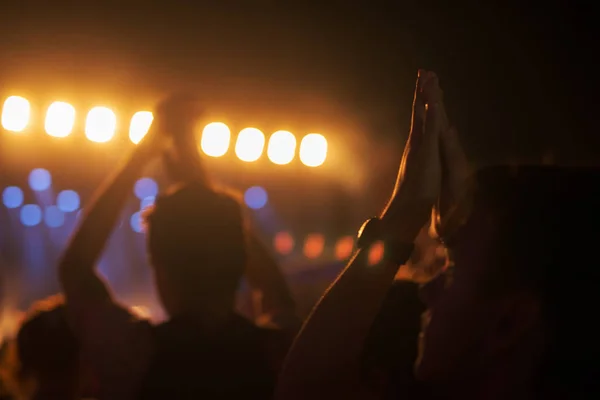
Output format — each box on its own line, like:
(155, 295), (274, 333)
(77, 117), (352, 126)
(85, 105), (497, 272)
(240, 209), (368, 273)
(2, 169), (371, 262)
(1, 96), (328, 167)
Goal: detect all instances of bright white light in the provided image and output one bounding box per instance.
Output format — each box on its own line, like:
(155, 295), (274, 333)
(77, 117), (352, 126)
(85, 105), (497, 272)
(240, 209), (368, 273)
(267, 130), (296, 165)
(235, 128), (265, 162)
(129, 111), (154, 144)
(85, 106), (116, 143)
(2, 96), (30, 132)
(201, 122), (230, 157)
(299, 133), (328, 167)
(45, 101), (76, 137)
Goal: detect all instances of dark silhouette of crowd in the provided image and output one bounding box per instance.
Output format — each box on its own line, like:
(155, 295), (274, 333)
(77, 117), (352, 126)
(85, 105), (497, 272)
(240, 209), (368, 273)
(1, 71), (598, 399)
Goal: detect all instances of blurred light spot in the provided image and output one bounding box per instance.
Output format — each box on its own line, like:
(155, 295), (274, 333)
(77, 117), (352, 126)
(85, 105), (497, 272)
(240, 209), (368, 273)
(299, 134), (328, 167)
(303, 234), (325, 259)
(244, 186), (268, 210)
(141, 196), (155, 210)
(274, 231), (294, 255)
(201, 122), (230, 157)
(267, 130), (296, 165)
(56, 190), (80, 212)
(129, 111), (153, 144)
(130, 306), (150, 319)
(368, 241), (385, 266)
(85, 106), (116, 143)
(28, 168), (52, 192)
(20, 204), (42, 227)
(1, 96), (30, 132)
(130, 211), (143, 233)
(45, 101), (75, 137)
(235, 128), (265, 162)
(2, 186), (24, 209)
(335, 236), (355, 261)
(44, 205), (65, 228)
(134, 178), (158, 200)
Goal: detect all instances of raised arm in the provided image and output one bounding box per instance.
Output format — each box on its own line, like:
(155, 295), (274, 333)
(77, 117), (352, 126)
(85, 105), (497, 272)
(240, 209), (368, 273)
(274, 71), (445, 399)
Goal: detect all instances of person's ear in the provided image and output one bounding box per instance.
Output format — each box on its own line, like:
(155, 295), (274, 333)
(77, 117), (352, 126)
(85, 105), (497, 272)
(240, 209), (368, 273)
(483, 292), (542, 356)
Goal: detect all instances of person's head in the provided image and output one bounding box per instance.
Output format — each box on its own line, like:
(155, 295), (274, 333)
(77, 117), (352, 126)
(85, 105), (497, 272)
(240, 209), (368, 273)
(5, 295), (81, 399)
(144, 183), (246, 318)
(417, 166), (600, 398)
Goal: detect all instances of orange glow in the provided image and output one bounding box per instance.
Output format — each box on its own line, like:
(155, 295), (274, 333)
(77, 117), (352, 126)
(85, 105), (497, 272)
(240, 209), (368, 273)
(274, 231), (294, 255)
(267, 130), (296, 165)
(201, 122), (230, 157)
(299, 133), (327, 167)
(85, 106), (116, 143)
(45, 101), (76, 137)
(2, 96), (30, 132)
(303, 233), (325, 259)
(235, 128), (265, 162)
(129, 111), (154, 144)
(334, 236), (355, 261)
(368, 241), (385, 266)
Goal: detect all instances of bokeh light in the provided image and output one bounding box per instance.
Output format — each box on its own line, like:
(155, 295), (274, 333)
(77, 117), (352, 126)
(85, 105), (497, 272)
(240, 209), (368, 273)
(20, 204), (42, 227)
(85, 106), (116, 143)
(267, 130), (296, 165)
(2, 186), (24, 209)
(1, 96), (30, 132)
(244, 186), (268, 210)
(303, 233), (325, 259)
(335, 236), (355, 261)
(201, 122), (231, 157)
(130, 211), (143, 233)
(45, 101), (76, 138)
(56, 190), (80, 212)
(274, 231), (294, 255)
(299, 133), (328, 167)
(235, 128), (265, 162)
(129, 111), (154, 144)
(368, 241), (385, 266)
(28, 168), (52, 192)
(141, 196), (155, 210)
(44, 205), (65, 228)
(134, 178), (158, 200)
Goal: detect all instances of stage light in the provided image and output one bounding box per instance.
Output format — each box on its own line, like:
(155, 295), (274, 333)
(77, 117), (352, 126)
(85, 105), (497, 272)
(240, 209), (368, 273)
(299, 134), (327, 167)
(129, 111), (153, 144)
(303, 233), (325, 259)
(45, 101), (75, 137)
(201, 122), (230, 157)
(130, 211), (143, 233)
(2, 186), (24, 209)
(1, 96), (30, 132)
(244, 186), (268, 210)
(56, 190), (80, 212)
(140, 196), (155, 210)
(235, 128), (265, 162)
(368, 241), (384, 266)
(274, 231), (294, 255)
(267, 130), (296, 165)
(28, 168), (52, 192)
(44, 205), (65, 228)
(335, 236), (354, 261)
(20, 204), (42, 227)
(85, 106), (116, 143)
(134, 178), (158, 200)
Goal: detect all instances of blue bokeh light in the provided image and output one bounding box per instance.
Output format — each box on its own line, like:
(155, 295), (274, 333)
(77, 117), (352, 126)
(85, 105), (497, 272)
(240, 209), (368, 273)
(20, 204), (42, 227)
(130, 211), (143, 233)
(134, 178), (158, 200)
(28, 168), (52, 192)
(44, 205), (65, 228)
(2, 186), (24, 209)
(57, 190), (80, 212)
(244, 186), (268, 210)
(141, 196), (155, 210)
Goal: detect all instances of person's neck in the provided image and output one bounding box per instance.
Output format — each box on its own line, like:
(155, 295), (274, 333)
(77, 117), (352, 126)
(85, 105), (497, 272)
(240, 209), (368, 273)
(172, 302), (235, 330)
